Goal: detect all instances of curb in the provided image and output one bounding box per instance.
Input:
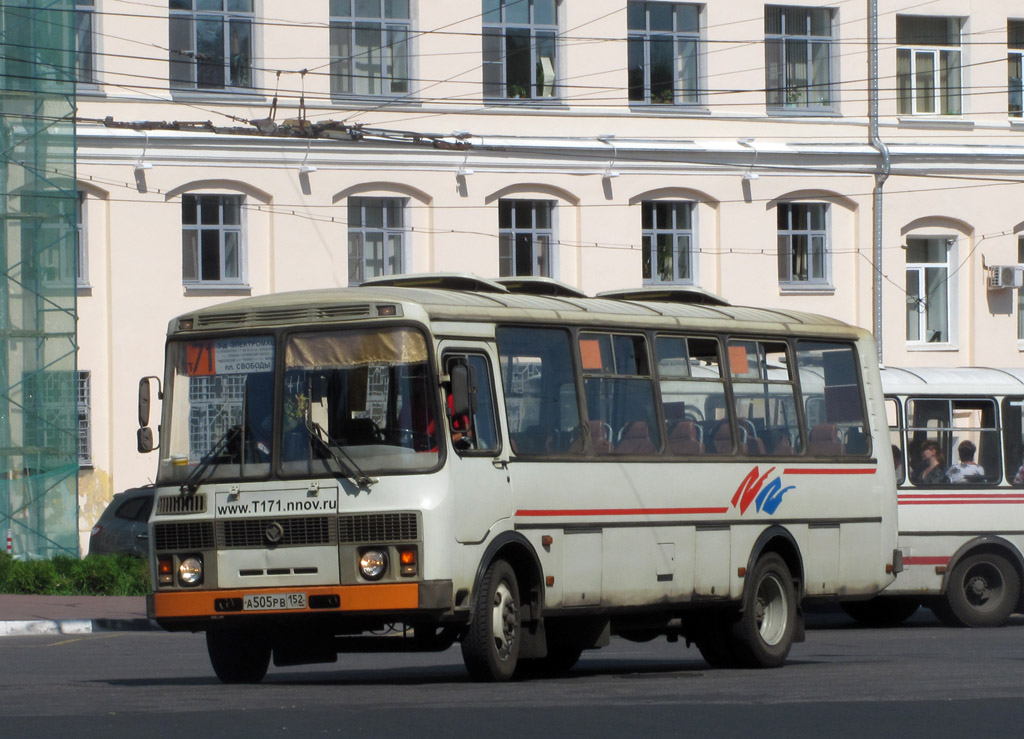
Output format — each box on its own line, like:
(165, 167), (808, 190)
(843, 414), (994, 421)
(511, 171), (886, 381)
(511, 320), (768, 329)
(0, 618), (160, 637)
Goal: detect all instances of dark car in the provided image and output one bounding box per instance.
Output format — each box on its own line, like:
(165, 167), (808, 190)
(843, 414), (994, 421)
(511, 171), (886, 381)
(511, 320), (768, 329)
(88, 486), (154, 557)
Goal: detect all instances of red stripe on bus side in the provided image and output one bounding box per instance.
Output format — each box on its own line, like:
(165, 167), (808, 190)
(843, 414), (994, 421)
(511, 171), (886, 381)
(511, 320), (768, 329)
(902, 556), (951, 566)
(781, 468), (877, 475)
(515, 507), (730, 517)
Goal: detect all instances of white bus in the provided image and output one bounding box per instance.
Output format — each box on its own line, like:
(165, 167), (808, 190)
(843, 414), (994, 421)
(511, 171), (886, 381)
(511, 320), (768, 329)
(139, 274), (899, 682)
(843, 367), (1024, 628)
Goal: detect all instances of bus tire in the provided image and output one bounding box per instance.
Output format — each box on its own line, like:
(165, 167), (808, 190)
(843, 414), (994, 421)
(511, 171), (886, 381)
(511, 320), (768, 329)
(206, 628), (271, 684)
(840, 597), (920, 627)
(461, 558), (521, 681)
(944, 552), (1020, 628)
(730, 553), (796, 668)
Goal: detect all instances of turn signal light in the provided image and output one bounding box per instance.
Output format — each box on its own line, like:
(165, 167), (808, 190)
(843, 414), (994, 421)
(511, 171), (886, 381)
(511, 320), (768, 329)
(157, 556), (173, 586)
(399, 548), (417, 577)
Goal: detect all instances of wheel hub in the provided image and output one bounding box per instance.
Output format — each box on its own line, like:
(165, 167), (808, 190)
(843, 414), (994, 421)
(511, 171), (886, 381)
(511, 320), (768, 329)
(756, 573), (788, 646)
(491, 582), (517, 658)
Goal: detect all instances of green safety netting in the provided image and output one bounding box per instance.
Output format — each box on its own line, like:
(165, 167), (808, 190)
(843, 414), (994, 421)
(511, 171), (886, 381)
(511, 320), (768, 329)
(0, 0), (79, 558)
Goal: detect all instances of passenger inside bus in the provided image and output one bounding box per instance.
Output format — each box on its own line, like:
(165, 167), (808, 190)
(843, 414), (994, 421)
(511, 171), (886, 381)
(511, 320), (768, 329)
(916, 441), (948, 484)
(948, 440), (985, 483)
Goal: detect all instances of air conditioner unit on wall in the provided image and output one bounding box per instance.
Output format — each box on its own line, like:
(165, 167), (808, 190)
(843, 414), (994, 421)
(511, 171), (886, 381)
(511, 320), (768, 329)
(988, 265), (1024, 289)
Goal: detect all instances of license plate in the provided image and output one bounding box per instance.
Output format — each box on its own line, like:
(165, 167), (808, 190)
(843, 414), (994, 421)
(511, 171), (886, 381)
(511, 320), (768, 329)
(243, 592), (306, 611)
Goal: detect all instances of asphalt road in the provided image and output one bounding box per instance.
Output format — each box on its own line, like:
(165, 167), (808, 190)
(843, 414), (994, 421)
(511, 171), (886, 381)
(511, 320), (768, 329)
(3, 608), (1024, 738)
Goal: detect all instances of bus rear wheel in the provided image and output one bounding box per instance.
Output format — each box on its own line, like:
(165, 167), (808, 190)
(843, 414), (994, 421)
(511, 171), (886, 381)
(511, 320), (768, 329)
(461, 559), (521, 681)
(206, 628), (271, 684)
(943, 552), (1020, 628)
(730, 553), (797, 668)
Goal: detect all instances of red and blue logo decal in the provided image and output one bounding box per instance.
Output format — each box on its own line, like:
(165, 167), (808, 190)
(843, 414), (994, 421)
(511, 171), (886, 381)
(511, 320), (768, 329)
(731, 466), (794, 515)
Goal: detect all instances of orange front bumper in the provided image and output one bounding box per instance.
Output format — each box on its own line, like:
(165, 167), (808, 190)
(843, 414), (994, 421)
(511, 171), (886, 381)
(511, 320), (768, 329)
(151, 583), (419, 620)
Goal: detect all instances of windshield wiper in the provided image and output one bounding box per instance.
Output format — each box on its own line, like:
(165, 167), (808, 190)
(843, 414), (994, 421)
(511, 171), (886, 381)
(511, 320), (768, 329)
(304, 418), (378, 489)
(180, 425), (242, 496)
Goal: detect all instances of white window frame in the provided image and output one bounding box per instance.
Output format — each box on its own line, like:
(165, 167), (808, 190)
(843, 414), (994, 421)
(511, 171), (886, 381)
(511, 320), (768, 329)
(1010, 20), (1024, 117)
(627, 1), (702, 106)
(329, 0), (412, 98)
(777, 202), (830, 289)
(482, 0), (559, 101)
(498, 199), (556, 277)
(78, 370), (92, 468)
(23, 191), (76, 289)
(76, 191), (88, 287)
(641, 200), (696, 285)
(169, 0), (255, 91)
(905, 235), (956, 348)
(181, 193), (247, 287)
(1016, 236), (1024, 346)
(75, 0), (97, 86)
(896, 15), (962, 116)
(347, 196), (408, 285)
(765, 5), (834, 110)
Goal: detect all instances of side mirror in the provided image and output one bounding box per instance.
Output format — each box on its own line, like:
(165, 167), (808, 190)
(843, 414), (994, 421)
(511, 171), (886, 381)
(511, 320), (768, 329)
(450, 363), (477, 418)
(139, 377), (152, 427)
(138, 376), (162, 453)
(137, 427), (154, 454)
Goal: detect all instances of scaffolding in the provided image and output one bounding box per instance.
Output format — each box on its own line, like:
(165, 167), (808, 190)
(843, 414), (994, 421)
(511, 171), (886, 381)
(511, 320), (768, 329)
(0, 0), (79, 558)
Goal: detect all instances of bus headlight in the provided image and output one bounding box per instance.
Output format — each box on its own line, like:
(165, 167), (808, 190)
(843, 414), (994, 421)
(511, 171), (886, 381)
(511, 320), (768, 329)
(359, 549), (388, 581)
(178, 555), (203, 586)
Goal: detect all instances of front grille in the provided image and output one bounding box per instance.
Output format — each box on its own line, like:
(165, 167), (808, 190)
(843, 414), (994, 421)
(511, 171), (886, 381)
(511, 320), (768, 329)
(156, 494), (207, 515)
(153, 521), (215, 551)
(218, 516), (337, 548)
(338, 512), (418, 543)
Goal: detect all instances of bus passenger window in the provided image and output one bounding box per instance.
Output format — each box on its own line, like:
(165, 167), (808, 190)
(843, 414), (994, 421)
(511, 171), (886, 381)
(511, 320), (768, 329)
(885, 397), (906, 484)
(906, 398), (999, 484)
(496, 326), (582, 457)
(1003, 398), (1024, 485)
(580, 332), (660, 455)
(795, 341), (870, 457)
(730, 339), (801, 456)
(656, 335), (725, 455)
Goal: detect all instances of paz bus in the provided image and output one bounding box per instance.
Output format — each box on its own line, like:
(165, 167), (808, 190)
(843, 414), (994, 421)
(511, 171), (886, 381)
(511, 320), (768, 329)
(139, 274), (899, 682)
(841, 367), (1024, 628)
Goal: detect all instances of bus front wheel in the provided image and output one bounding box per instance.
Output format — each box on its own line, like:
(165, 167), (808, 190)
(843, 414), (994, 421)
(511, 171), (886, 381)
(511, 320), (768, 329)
(943, 552), (1020, 628)
(461, 559), (521, 681)
(206, 628), (271, 684)
(730, 553), (796, 668)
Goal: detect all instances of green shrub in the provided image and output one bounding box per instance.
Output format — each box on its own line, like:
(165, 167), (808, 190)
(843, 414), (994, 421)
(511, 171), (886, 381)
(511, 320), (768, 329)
(0, 552), (149, 596)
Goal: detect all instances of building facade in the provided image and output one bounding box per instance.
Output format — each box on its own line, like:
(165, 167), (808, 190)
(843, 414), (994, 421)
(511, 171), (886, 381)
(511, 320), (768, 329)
(73, 0), (1024, 550)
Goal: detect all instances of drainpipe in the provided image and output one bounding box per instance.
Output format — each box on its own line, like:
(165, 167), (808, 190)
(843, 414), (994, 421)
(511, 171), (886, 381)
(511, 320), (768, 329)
(869, 0), (890, 365)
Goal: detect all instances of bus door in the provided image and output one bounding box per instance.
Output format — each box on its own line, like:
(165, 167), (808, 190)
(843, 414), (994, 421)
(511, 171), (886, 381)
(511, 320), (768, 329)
(440, 344), (513, 543)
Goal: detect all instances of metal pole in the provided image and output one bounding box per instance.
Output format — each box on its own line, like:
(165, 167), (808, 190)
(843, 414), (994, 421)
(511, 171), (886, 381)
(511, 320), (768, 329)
(869, 0), (890, 365)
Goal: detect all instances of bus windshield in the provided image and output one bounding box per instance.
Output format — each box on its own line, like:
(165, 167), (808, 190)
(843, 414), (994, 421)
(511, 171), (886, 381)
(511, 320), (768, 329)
(280, 327), (438, 476)
(158, 327), (440, 485)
